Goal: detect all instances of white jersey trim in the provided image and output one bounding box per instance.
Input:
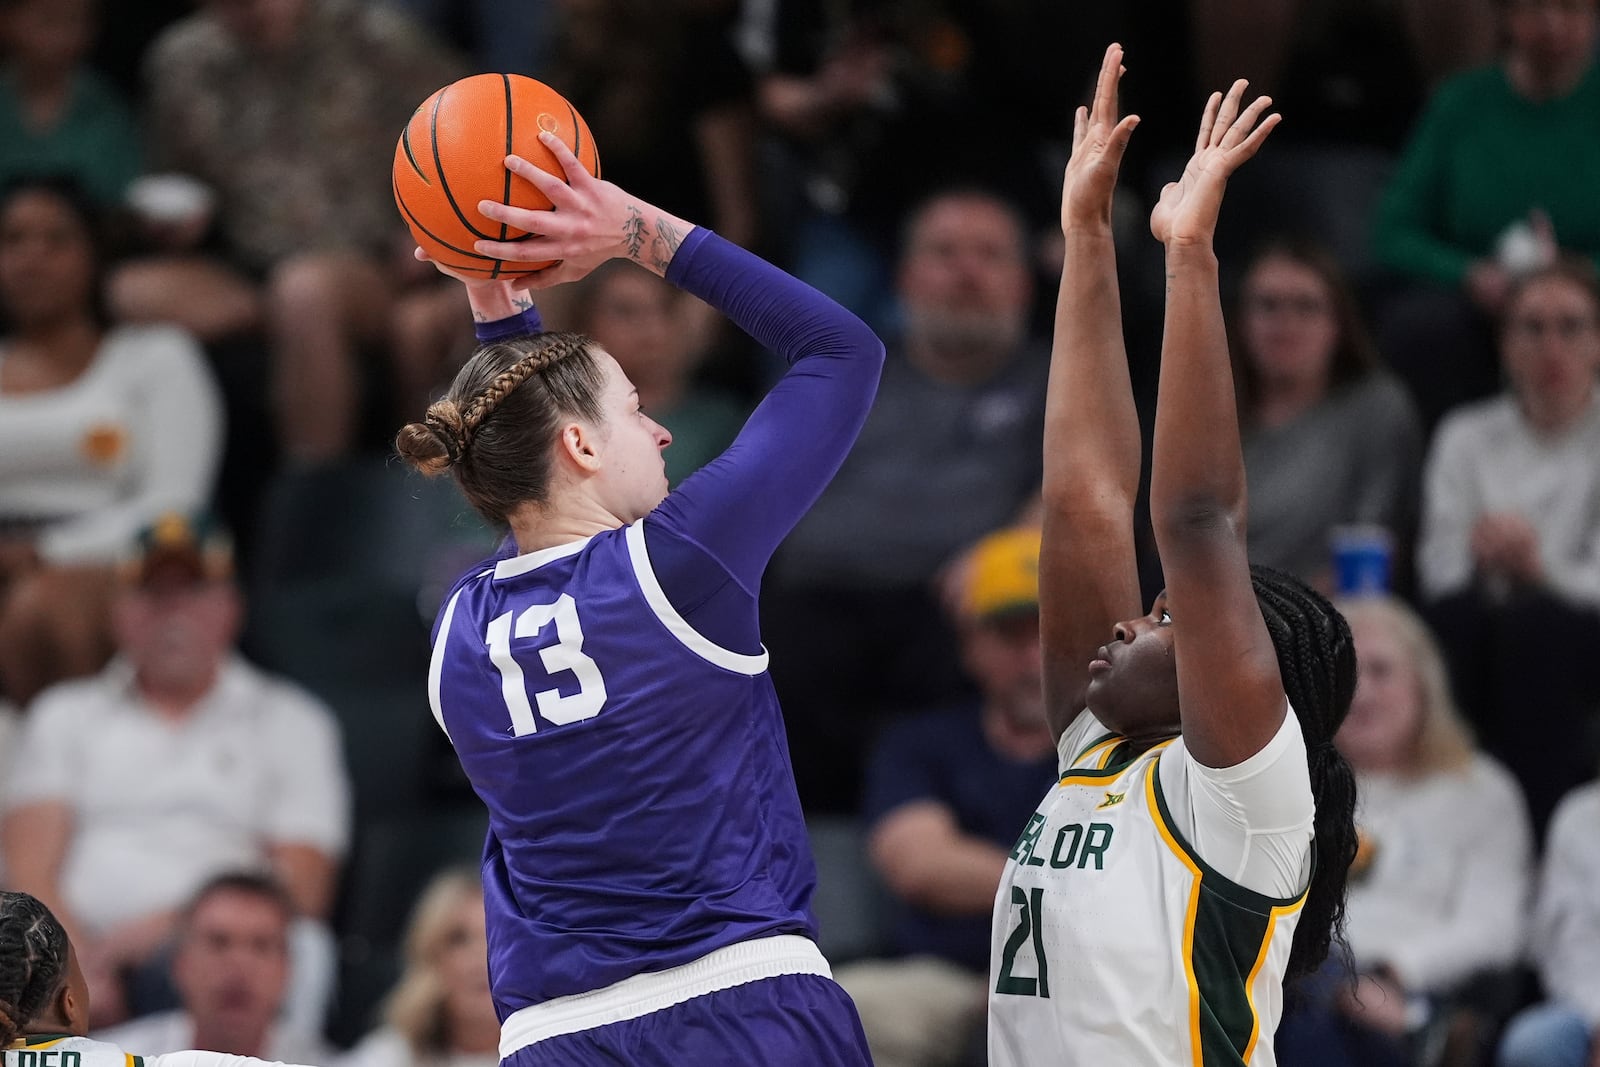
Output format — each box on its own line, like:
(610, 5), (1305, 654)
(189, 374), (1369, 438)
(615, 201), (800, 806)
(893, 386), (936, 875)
(494, 536), (594, 579)
(624, 520), (769, 675)
(428, 585), (470, 740)
(499, 933), (830, 1055)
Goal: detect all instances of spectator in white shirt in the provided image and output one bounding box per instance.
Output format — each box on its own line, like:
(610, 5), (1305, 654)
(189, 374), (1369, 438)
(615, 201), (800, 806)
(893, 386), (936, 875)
(0, 175), (223, 708)
(1416, 258), (1600, 836)
(94, 873), (334, 1064)
(1, 512), (350, 1032)
(1497, 778), (1600, 1067)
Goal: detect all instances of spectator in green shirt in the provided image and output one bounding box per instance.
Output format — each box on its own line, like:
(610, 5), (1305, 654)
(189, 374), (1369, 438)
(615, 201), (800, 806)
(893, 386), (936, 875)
(0, 0), (143, 207)
(1371, 0), (1600, 437)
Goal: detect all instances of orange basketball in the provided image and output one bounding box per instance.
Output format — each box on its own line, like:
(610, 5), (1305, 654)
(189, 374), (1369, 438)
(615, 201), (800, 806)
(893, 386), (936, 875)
(392, 73), (600, 278)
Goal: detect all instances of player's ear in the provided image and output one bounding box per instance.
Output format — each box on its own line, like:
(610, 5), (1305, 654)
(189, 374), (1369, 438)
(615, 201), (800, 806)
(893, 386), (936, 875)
(58, 980), (85, 1034)
(557, 419), (604, 474)
(58, 945), (90, 1036)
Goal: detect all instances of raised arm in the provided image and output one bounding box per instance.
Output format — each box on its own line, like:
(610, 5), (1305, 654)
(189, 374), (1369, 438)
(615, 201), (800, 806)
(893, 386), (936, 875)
(1147, 83), (1286, 769)
(468, 133), (882, 590)
(1040, 44), (1146, 739)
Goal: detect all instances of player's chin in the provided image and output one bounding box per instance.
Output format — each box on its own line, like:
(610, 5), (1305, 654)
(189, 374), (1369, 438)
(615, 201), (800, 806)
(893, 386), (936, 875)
(1083, 673), (1129, 730)
(637, 484), (669, 517)
(1084, 670), (1110, 704)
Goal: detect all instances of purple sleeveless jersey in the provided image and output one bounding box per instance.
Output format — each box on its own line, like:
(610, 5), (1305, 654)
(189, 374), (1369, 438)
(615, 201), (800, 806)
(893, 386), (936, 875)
(430, 520), (816, 1013)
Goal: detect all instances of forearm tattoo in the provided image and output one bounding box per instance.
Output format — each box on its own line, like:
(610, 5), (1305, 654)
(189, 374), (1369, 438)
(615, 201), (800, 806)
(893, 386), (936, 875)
(623, 206), (646, 260)
(650, 218), (684, 273)
(470, 291), (536, 323)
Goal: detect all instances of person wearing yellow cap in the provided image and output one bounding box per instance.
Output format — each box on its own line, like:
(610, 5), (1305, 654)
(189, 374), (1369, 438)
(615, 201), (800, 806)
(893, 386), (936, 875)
(832, 524), (1058, 1067)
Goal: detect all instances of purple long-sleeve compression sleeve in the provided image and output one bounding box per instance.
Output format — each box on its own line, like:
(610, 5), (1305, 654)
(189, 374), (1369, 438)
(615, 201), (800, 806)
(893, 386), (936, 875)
(643, 229), (884, 644)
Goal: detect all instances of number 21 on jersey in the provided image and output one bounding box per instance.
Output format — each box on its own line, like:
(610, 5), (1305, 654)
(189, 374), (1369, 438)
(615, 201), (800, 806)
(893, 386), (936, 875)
(486, 593), (607, 734)
(997, 885), (1050, 997)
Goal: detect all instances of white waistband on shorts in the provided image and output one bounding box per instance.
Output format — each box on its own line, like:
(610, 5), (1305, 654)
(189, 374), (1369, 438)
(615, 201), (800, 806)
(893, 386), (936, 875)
(499, 933), (833, 1057)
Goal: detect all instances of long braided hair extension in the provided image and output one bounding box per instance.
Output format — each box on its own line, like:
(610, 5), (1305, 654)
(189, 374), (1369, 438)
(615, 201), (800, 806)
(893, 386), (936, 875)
(0, 892), (71, 1047)
(1249, 565), (1360, 981)
(395, 332), (608, 524)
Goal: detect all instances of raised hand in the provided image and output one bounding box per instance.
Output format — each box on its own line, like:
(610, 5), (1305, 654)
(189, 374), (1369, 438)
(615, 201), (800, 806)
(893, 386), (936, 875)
(471, 131), (693, 287)
(1062, 43), (1141, 231)
(1149, 80), (1278, 248)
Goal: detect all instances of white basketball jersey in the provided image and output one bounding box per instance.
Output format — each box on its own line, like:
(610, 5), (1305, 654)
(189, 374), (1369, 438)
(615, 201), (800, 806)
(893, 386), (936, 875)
(988, 732), (1306, 1067)
(4, 1035), (143, 1066)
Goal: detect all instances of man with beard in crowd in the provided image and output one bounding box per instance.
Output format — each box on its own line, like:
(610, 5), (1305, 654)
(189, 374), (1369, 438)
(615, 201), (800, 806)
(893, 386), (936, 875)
(762, 187), (1047, 814)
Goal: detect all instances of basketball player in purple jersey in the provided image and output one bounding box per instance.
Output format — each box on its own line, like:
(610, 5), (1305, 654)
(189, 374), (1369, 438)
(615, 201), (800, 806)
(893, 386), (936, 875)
(394, 131), (882, 1065)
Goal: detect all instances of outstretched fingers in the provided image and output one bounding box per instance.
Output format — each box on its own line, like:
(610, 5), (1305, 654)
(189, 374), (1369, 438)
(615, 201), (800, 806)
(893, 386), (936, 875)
(1195, 90), (1223, 154)
(1109, 114), (1141, 159)
(1219, 92), (1273, 149)
(1074, 43), (1138, 165)
(1208, 79), (1248, 148)
(1090, 43), (1124, 129)
(1229, 109), (1281, 163)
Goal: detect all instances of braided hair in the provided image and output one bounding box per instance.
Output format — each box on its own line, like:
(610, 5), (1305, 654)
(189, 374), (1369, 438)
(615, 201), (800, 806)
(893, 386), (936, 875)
(1249, 565), (1359, 982)
(0, 892), (71, 1047)
(395, 332), (607, 524)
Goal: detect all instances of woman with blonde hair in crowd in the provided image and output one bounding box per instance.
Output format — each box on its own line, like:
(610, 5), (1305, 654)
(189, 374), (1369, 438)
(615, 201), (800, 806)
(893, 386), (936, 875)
(1276, 594), (1534, 1067)
(339, 868), (497, 1067)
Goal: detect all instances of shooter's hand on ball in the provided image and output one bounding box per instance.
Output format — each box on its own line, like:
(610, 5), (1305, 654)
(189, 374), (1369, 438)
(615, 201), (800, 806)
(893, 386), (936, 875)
(473, 132), (696, 288)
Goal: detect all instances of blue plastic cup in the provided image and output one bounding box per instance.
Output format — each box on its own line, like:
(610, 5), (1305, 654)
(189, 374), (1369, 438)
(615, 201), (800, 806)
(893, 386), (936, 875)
(1330, 524), (1393, 597)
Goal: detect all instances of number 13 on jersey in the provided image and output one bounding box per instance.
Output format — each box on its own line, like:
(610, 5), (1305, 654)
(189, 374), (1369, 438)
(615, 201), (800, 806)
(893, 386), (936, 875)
(486, 593), (608, 734)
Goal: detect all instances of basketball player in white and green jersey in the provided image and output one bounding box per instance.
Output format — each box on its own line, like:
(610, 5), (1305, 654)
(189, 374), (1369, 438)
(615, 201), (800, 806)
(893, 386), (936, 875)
(988, 47), (1361, 1066)
(0, 892), (322, 1067)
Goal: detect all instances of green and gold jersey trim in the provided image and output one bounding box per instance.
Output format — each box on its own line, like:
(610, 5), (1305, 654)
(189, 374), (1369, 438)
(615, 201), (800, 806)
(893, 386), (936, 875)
(1071, 732), (1124, 768)
(1144, 752), (1310, 1066)
(1061, 736), (1155, 786)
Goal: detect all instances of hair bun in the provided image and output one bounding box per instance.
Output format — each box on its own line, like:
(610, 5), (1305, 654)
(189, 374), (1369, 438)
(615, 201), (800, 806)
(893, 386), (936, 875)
(424, 400), (471, 461)
(394, 409), (457, 477)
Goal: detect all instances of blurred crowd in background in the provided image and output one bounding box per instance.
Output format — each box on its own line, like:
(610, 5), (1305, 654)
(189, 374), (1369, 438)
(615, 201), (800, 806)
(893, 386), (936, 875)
(0, 1), (1597, 1065)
